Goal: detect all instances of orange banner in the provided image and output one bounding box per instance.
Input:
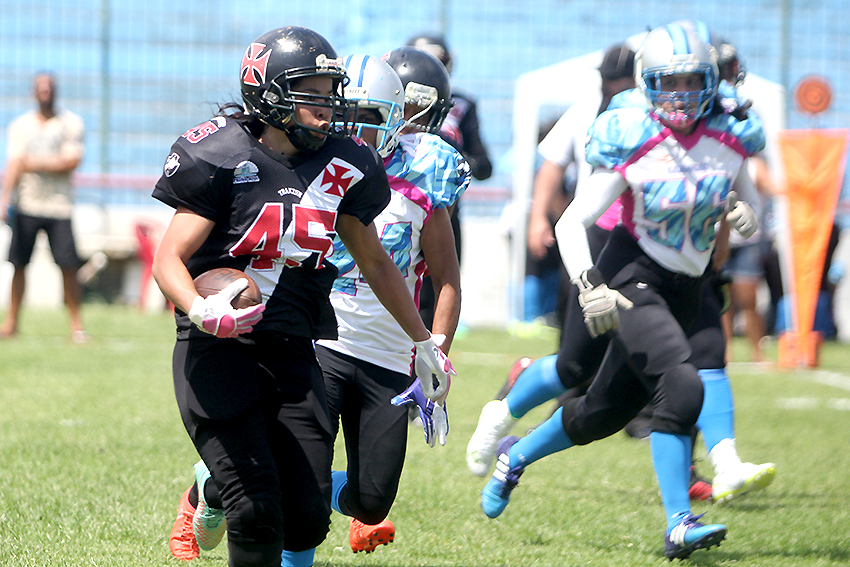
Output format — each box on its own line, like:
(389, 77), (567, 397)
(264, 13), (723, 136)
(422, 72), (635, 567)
(777, 128), (849, 367)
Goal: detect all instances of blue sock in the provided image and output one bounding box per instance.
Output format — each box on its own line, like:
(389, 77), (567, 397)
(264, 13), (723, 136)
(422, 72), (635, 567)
(281, 548), (315, 567)
(330, 470), (347, 515)
(695, 368), (735, 452)
(650, 432), (692, 530)
(504, 355), (566, 418)
(524, 275), (544, 321)
(509, 407), (573, 467)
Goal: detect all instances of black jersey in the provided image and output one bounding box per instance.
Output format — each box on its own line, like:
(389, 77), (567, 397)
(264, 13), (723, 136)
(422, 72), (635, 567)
(153, 116), (391, 340)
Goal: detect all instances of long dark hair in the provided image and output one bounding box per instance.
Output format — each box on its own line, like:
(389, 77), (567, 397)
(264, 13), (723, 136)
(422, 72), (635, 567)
(215, 102), (267, 138)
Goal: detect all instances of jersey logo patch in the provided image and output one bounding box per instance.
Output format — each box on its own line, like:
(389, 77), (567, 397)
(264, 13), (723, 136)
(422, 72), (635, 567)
(233, 160), (260, 184)
(320, 162), (355, 197)
(164, 152), (180, 177)
(241, 42), (271, 87)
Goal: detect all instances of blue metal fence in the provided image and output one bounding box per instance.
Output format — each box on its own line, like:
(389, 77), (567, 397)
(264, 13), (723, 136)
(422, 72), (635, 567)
(1, 0), (848, 212)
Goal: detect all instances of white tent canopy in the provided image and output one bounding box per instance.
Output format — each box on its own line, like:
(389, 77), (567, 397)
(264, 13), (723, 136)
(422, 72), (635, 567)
(508, 35), (786, 322)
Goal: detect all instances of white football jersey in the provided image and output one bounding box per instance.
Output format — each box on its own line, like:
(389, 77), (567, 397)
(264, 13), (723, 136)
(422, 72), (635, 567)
(317, 133), (469, 374)
(584, 107), (765, 276)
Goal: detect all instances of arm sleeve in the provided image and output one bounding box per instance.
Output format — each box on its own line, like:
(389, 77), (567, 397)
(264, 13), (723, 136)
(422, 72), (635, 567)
(537, 106), (579, 168)
(61, 113), (85, 161)
(554, 169), (628, 279)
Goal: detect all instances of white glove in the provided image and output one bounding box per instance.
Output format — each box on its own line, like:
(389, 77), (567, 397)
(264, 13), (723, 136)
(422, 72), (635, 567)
(432, 401), (448, 446)
(725, 191), (758, 238)
(391, 378), (449, 447)
(413, 334), (456, 402)
(189, 279), (265, 338)
(575, 270), (633, 338)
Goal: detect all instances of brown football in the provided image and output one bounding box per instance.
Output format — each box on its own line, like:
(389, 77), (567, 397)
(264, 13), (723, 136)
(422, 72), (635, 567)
(193, 267), (262, 308)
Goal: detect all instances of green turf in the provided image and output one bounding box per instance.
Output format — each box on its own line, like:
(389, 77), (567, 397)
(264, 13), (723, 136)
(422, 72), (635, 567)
(1, 305), (848, 565)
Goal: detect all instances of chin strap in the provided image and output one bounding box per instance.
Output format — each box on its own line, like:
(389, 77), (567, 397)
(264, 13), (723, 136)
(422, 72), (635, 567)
(285, 123), (326, 152)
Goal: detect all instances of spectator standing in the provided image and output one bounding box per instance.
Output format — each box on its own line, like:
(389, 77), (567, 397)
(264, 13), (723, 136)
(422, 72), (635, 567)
(0, 73), (87, 342)
(527, 43), (635, 333)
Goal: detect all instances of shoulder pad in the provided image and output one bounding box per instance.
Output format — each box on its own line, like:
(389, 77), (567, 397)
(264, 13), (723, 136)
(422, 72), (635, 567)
(704, 112), (766, 156)
(392, 133), (470, 208)
(585, 108), (658, 170)
(607, 88), (646, 111)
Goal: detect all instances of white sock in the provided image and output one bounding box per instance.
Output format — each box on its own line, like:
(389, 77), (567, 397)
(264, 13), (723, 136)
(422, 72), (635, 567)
(709, 438), (742, 477)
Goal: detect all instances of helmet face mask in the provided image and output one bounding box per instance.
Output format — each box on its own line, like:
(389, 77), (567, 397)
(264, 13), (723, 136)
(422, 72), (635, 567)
(240, 27), (355, 151)
(635, 23), (719, 130)
(383, 46), (453, 134)
(343, 54), (405, 157)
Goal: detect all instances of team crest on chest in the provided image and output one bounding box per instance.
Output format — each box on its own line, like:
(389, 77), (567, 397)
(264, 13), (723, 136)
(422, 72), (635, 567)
(314, 158), (364, 198)
(233, 160), (260, 184)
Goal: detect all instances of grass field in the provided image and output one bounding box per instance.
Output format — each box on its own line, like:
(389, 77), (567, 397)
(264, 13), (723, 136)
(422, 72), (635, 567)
(1, 304), (849, 566)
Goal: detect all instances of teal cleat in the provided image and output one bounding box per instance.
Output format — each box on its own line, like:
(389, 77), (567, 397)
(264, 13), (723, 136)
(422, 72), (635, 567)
(664, 513), (726, 560)
(192, 460), (226, 551)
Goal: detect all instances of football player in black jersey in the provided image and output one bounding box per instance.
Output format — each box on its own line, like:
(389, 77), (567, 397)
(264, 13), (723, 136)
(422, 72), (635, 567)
(154, 27), (453, 567)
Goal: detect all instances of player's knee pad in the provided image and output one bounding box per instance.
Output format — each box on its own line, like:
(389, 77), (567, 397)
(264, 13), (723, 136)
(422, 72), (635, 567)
(650, 363), (704, 435)
(225, 490), (285, 548)
(555, 340), (606, 390)
(227, 539), (286, 567)
(350, 492), (393, 526)
(560, 396), (638, 446)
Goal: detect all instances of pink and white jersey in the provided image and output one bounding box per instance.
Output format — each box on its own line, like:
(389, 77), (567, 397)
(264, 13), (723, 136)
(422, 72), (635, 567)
(317, 132), (469, 374)
(585, 107), (765, 276)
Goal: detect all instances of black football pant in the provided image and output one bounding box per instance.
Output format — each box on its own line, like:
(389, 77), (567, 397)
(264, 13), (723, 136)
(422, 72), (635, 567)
(557, 226), (705, 445)
(318, 346), (410, 525)
(174, 333), (334, 567)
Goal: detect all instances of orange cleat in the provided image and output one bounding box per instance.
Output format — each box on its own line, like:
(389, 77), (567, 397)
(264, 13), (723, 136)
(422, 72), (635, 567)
(689, 466), (714, 502)
(349, 517), (395, 554)
(169, 487), (200, 560)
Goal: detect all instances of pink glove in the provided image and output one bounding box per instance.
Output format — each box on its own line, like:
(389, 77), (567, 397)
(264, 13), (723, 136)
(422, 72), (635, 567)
(189, 279), (265, 338)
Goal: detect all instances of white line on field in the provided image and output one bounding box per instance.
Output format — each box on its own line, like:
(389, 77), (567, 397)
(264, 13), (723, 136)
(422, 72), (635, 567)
(729, 363), (850, 392)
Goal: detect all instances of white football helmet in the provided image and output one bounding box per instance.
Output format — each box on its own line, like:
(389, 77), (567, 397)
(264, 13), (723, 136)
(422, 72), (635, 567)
(635, 22), (719, 129)
(343, 54), (405, 157)
(673, 19), (746, 88)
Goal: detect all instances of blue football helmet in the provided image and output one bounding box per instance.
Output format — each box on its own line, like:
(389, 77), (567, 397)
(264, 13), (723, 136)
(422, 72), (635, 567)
(635, 22), (719, 129)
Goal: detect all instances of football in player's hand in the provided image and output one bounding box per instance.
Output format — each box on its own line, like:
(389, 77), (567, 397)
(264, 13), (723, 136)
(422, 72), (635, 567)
(193, 267), (262, 308)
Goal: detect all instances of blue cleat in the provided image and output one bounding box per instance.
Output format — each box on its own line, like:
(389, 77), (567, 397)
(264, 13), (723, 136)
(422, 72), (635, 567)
(664, 512), (726, 560)
(480, 436), (523, 518)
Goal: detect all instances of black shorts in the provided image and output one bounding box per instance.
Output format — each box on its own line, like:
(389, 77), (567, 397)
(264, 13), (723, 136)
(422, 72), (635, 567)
(8, 213), (81, 268)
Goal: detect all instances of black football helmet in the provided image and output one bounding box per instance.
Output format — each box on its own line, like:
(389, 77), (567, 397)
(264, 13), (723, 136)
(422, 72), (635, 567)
(383, 46), (452, 134)
(239, 26), (353, 151)
(406, 33), (453, 74)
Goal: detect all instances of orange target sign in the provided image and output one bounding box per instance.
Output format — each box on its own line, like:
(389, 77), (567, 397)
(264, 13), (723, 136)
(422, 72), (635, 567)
(795, 76), (832, 115)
